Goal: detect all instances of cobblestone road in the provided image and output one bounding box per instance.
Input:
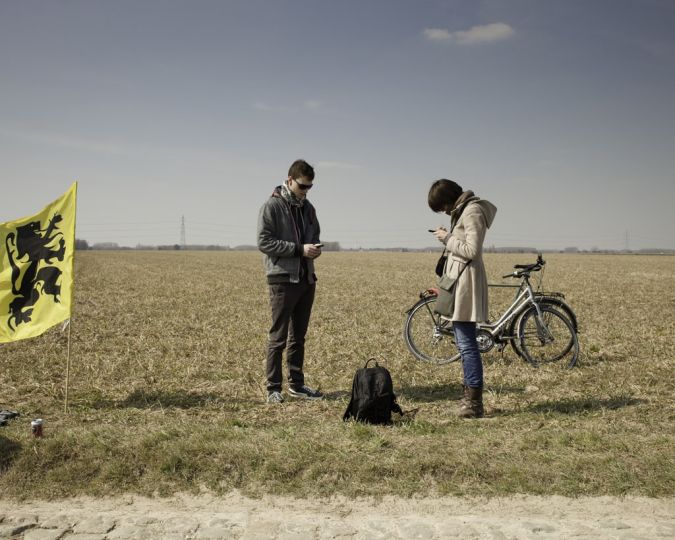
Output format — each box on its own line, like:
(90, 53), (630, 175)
(1, 493), (673, 539)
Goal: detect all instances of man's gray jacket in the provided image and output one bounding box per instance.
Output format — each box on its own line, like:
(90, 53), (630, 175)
(257, 187), (321, 284)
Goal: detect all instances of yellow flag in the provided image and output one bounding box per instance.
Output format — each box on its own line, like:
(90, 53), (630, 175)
(0, 183), (77, 342)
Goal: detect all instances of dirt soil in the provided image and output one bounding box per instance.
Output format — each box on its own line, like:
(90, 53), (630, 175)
(1, 492), (673, 539)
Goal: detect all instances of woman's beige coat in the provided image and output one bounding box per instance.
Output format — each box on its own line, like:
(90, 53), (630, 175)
(443, 196), (497, 322)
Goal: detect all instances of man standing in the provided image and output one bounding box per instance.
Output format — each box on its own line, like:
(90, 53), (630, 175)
(257, 159), (324, 404)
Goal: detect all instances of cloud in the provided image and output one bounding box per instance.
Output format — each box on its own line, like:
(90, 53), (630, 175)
(423, 23), (515, 45)
(454, 23), (515, 45)
(423, 28), (452, 42)
(303, 100), (322, 111)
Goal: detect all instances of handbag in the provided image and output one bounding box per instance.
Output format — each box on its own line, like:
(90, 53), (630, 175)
(434, 250), (448, 278)
(434, 258), (471, 317)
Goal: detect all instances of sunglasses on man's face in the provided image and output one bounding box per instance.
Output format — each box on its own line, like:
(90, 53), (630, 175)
(293, 179), (313, 190)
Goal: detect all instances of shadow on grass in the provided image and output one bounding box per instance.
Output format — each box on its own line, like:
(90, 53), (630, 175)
(525, 396), (644, 415)
(577, 352), (630, 367)
(399, 383), (464, 403)
(323, 390), (350, 401)
(91, 389), (255, 410)
(0, 435), (22, 471)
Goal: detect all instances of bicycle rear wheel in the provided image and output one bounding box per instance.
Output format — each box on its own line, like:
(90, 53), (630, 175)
(404, 296), (461, 364)
(517, 305), (579, 368)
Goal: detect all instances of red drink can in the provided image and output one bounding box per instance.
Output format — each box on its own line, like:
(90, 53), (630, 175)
(31, 419), (43, 438)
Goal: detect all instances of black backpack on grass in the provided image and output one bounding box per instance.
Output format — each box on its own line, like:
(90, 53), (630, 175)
(343, 359), (403, 425)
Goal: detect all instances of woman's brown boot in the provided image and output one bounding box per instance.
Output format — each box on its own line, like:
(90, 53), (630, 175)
(458, 386), (484, 418)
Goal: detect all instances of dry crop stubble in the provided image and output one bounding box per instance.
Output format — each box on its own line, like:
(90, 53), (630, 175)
(0, 251), (673, 499)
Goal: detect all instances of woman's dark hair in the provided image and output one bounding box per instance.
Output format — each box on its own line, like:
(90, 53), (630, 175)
(288, 159), (315, 181)
(428, 179), (463, 212)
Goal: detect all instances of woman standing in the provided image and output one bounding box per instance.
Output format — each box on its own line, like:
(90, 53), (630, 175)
(428, 179), (497, 418)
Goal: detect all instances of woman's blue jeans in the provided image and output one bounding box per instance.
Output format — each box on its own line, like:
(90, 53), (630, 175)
(453, 321), (484, 388)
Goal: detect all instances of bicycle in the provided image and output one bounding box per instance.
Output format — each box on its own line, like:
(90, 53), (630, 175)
(404, 255), (579, 368)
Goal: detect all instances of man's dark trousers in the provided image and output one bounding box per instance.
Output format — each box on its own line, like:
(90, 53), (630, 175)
(266, 280), (316, 393)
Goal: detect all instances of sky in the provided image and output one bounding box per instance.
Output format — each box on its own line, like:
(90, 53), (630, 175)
(1, 0), (674, 251)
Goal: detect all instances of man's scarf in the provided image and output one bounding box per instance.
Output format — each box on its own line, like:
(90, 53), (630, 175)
(280, 182), (305, 207)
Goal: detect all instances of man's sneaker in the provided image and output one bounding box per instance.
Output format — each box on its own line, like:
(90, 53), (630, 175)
(267, 391), (284, 404)
(288, 385), (324, 400)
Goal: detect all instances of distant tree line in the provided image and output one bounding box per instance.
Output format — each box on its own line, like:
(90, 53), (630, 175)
(76, 240), (342, 252)
(75, 239), (672, 254)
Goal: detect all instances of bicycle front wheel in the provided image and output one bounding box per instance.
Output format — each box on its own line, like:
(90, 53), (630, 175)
(517, 305), (579, 368)
(510, 298), (577, 361)
(404, 296), (461, 365)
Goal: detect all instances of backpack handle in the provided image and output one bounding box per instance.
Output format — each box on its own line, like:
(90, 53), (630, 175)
(364, 358), (379, 368)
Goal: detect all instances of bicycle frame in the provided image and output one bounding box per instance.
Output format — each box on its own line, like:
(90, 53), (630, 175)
(478, 275), (543, 341)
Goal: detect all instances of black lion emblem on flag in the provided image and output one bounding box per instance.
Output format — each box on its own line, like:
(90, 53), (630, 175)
(4, 214), (66, 331)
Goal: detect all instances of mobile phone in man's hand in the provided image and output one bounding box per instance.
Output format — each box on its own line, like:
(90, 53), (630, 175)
(314, 243), (324, 248)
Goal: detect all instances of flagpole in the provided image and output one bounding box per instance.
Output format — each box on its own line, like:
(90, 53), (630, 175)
(64, 181), (78, 414)
(65, 319), (72, 413)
